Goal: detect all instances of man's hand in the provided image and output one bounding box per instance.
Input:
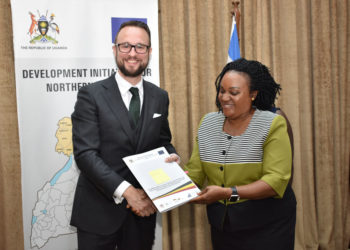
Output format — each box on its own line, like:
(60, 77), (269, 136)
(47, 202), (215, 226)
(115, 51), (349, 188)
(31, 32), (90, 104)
(191, 186), (231, 204)
(165, 153), (181, 164)
(123, 186), (157, 217)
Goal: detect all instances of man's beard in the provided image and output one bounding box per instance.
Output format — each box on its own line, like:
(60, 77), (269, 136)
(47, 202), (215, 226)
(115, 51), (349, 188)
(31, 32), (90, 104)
(116, 57), (149, 77)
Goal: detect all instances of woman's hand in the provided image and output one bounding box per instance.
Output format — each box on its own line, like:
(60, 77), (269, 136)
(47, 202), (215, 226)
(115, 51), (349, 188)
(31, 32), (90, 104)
(191, 185), (232, 204)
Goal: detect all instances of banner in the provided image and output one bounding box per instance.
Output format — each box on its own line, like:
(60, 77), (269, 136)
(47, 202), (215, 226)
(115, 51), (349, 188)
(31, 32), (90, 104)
(10, 0), (161, 249)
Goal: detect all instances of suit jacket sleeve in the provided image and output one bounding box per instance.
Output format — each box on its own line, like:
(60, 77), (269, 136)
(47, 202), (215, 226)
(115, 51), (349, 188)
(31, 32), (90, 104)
(72, 86), (124, 198)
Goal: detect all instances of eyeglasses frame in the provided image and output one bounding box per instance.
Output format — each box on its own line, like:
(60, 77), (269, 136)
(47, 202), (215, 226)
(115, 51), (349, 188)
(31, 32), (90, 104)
(116, 42), (150, 54)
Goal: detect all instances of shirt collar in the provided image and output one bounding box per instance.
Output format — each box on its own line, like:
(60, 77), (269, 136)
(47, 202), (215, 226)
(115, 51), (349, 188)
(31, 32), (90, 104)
(115, 71), (143, 96)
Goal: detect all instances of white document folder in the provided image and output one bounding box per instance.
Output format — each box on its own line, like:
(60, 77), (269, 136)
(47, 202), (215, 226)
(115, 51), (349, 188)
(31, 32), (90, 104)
(123, 147), (200, 213)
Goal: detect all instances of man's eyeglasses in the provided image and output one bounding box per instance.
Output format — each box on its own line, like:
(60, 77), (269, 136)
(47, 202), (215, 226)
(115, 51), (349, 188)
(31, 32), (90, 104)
(116, 42), (150, 54)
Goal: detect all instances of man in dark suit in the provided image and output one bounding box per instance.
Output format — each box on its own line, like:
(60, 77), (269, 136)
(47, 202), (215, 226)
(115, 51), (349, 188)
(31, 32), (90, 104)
(70, 20), (178, 250)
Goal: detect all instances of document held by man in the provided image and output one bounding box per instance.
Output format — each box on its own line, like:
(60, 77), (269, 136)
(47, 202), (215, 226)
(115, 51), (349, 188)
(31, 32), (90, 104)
(123, 147), (200, 213)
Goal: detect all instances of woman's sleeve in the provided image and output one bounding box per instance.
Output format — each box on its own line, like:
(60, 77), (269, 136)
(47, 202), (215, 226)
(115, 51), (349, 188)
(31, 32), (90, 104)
(184, 138), (206, 188)
(260, 115), (292, 198)
(184, 116), (207, 188)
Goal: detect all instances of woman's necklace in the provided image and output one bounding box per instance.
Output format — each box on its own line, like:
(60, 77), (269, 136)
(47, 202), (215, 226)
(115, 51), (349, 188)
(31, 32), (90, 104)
(224, 110), (255, 136)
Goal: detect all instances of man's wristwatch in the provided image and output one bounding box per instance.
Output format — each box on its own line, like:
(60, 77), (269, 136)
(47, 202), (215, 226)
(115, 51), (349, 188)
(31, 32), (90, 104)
(229, 186), (240, 202)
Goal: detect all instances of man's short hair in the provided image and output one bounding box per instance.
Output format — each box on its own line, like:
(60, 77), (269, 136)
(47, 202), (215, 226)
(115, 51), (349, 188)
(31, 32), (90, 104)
(115, 20), (151, 46)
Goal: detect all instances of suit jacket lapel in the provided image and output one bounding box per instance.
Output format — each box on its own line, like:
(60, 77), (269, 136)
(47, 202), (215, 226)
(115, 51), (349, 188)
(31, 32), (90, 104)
(101, 75), (135, 143)
(136, 81), (156, 152)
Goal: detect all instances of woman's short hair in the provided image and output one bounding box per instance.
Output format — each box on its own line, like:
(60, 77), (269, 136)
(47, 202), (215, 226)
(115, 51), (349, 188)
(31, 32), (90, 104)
(215, 58), (281, 111)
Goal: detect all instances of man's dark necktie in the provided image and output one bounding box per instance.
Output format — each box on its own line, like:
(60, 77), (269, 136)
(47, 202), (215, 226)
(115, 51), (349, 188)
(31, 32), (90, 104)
(129, 87), (140, 126)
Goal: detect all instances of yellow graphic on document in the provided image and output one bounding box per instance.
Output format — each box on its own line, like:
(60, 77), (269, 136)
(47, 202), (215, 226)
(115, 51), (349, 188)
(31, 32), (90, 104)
(149, 168), (170, 184)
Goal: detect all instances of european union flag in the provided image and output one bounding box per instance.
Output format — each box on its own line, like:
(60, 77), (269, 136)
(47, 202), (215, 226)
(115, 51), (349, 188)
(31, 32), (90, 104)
(227, 16), (240, 62)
